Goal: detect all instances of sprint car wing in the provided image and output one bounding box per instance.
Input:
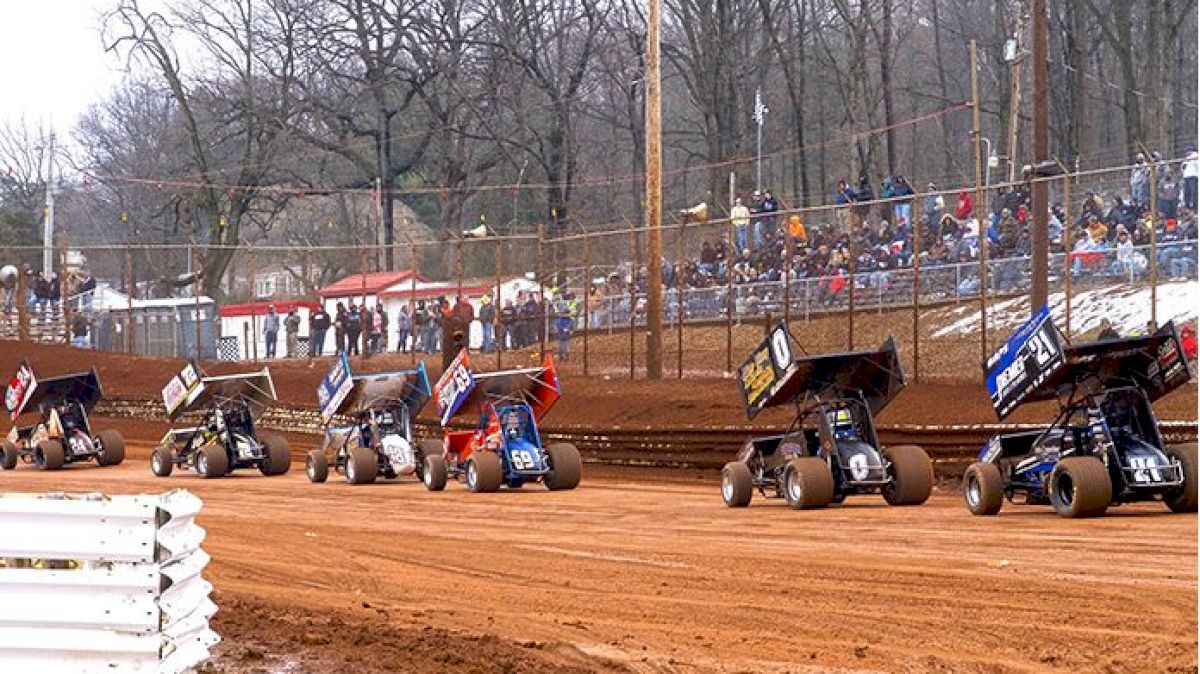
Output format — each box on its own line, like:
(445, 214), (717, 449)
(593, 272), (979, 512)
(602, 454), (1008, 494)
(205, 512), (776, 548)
(739, 322), (904, 420)
(8, 367), (104, 419)
(340, 362), (432, 418)
(168, 368), (276, 421)
(433, 350), (560, 425)
(1022, 321), (1191, 408)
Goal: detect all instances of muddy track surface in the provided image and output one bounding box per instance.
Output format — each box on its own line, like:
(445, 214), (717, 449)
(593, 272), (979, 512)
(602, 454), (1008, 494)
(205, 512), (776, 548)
(2, 453), (1195, 674)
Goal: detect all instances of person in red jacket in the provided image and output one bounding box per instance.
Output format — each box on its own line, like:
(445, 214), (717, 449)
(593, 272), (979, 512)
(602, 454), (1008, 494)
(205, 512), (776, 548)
(954, 190), (973, 220)
(1180, 323), (1197, 362)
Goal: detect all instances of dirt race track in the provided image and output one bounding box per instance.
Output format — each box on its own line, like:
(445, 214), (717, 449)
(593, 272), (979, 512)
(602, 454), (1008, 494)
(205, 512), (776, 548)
(2, 434), (1196, 674)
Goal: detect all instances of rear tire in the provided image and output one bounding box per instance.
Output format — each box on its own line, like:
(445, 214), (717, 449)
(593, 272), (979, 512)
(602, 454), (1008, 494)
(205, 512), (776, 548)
(467, 451), (503, 493)
(150, 447), (174, 477)
(720, 461), (753, 507)
(306, 450), (329, 483)
(544, 442), (582, 490)
(196, 445), (229, 479)
(1049, 456), (1111, 518)
(95, 430), (125, 466)
(882, 445), (933, 506)
(783, 457), (835, 509)
(346, 447), (378, 485)
(963, 462), (1004, 516)
(0, 441), (17, 470)
(258, 432), (291, 476)
(422, 453), (448, 491)
(34, 440), (64, 471)
(1164, 443), (1197, 513)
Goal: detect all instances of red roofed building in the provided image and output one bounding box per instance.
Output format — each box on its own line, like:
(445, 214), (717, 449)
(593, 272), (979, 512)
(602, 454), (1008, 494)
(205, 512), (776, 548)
(317, 270), (425, 300)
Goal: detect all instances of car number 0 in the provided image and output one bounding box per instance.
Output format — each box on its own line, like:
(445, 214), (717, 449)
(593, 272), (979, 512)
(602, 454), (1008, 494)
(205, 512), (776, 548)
(770, 328), (792, 370)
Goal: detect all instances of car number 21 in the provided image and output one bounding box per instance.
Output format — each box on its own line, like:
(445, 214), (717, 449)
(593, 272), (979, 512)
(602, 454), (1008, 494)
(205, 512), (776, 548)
(510, 449), (536, 470)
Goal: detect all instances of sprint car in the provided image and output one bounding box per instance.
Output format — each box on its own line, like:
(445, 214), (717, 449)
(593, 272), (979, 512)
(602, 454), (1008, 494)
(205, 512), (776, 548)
(1, 361), (125, 470)
(306, 355), (435, 485)
(422, 350), (581, 493)
(964, 308), (1195, 517)
(151, 363), (290, 478)
(721, 322), (932, 509)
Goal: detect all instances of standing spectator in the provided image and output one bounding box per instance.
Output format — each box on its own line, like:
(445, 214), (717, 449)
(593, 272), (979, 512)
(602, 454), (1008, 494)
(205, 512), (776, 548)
(263, 304), (280, 358)
(522, 292), (541, 350)
(284, 308), (301, 358)
(71, 312), (90, 349)
(395, 304), (411, 353)
(478, 294), (496, 352)
(362, 304), (376, 356)
(730, 198), (751, 252)
(757, 190), (779, 250)
(310, 305), (331, 357)
(75, 269), (96, 311)
(1131, 153), (1151, 208)
(344, 303), (362, 356)
(48, 272), (61, 312)
(1182, 146), (1199, 211)
(413, 300), (430, 352)
(374, 302), (388, 354)
(552, 292), (574, 361)
(334, 302), (347, 354)
(1158, 170), (1180, 219)
(499, 299), (517, 350)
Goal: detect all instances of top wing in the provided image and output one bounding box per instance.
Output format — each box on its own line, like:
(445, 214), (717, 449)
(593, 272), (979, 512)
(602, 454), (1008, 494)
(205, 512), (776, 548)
(336, 362), (432, 421)
(167, 368), (276, 421)
(983, 305), (1066, 420)
(7, 363), (103, 419)
(433, 351), (561, 426)
(739, 322), (905, 420)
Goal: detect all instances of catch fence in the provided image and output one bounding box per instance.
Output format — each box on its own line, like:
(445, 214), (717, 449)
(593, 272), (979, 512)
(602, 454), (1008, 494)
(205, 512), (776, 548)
(1, 163), (1195, 381)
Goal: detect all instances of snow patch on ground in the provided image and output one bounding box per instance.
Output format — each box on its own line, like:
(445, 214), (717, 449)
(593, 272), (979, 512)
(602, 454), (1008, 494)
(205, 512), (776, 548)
(930, 279), (1198, 338)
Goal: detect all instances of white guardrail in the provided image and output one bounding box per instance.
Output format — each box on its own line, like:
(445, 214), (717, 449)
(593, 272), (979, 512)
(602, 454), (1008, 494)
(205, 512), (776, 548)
(0, 490), (218, 673)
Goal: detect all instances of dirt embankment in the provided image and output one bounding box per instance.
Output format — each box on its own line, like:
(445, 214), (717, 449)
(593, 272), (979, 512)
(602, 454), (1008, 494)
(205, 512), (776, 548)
(2, 340), (1194, 431)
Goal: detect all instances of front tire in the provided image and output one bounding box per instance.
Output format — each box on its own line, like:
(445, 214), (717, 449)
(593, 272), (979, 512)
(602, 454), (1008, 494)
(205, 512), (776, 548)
(544, 442), (582, 490)
(196, 445), (229, 479)
(422, 453), (448, 491)
(306, 450), (329, 483)
(1049, 456), (1111, 518)
(150, 447), (174, 477)
(0, 441), (17, 470)
(466, 451), (503, 493)
(783, 457), (835, 509)
(1164, 443), (1197, 513)
(258, 432), (291, 476)
(34, 440), (64, 471)
(95, 430), (126, 466)
(721, 461), (753, 507)
(882, 445), (933, 506)
(346, 447), (378, 485)
(963, 462), (1004, 516)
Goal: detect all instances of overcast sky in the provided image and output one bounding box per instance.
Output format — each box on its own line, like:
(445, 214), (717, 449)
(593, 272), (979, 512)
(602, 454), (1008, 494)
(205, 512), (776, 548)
(0, 1), (125, 136)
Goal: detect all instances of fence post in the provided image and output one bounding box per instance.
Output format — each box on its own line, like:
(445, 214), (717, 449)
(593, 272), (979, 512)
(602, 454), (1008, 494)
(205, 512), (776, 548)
(582, 229), (590, 377)
(494, 234), (503, 369)
(192, 243), (201, 362)
(783, 216), (792, 333)
(675, 221), (684, 378)
(249, 246), (258, 362)
(16, 267), (29, 343)
(1062, 174), (1072, 341)
(122, 245), (132, 352)
(629, 226), (637, 380)
(410, 235), (419, 364)
(359, 244), (368, 361)
(847, 214), (856, 350)
(58, 235), (71, 345)
(1148, 160), (1159, 328)
(911, 198), (922, 383)
(725, 216), (734, 374)
(537, 224), (547, 361)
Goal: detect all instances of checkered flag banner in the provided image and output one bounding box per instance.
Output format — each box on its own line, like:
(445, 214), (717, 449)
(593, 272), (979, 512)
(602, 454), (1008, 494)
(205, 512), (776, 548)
(217, 336), (242, 361)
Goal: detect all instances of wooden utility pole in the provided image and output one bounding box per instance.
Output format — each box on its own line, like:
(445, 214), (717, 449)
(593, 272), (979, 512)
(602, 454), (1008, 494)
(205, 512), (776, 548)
(1030, 0), (1049, 312)
(971, 40), (989, 364)
(1006, 12), (1025, 183)
(644, 0), (664, 380)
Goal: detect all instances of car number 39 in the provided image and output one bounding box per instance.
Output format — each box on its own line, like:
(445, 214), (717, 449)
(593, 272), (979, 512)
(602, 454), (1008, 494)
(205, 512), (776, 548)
(510, 449), (537, 470)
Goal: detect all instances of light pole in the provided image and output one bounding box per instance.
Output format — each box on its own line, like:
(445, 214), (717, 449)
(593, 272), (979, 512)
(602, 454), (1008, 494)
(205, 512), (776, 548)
(753, 88), (768, 192)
